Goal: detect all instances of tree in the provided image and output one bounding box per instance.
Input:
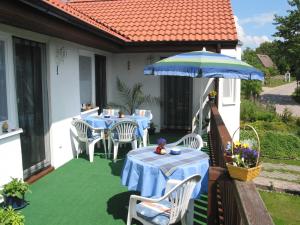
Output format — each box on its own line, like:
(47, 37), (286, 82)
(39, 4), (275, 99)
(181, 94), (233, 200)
(242, 47), (264, 71)
(273, 0), (300, 78)
(256, 42), (287, 74)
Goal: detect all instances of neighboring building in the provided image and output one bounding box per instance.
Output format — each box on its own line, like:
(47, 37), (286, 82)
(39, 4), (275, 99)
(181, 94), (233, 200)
(257, 54), (275, 68)
(0, 0), (240, 184)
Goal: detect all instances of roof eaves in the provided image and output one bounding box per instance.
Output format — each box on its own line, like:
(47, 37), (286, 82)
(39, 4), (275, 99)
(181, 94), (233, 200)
(41, 0), (131, 42)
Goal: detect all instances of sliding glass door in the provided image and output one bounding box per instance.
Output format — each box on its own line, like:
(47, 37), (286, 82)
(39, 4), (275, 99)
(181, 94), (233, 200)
(13, 37), (50, 178)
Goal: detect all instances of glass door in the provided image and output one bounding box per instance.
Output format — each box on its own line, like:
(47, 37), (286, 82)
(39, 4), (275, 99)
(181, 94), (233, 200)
(161, 76), (193, 130)
(13, 37), (50, 178)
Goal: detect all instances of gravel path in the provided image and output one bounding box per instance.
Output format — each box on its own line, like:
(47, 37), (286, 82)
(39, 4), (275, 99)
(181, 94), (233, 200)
(260, 81), (300, 117)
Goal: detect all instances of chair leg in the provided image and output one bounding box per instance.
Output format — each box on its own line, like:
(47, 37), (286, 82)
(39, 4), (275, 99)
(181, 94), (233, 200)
(113, 142), (119, 162)
(108, 138), (112, 158)
(102, 139), (107, 158)
(89, 143), (95, 163)
(85, 142), (89, 155)
(126, 212), (132, 225)
(132, 140), (137, 149)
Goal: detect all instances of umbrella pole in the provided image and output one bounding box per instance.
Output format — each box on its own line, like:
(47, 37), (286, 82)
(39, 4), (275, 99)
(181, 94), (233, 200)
(198, 82), (203, 135)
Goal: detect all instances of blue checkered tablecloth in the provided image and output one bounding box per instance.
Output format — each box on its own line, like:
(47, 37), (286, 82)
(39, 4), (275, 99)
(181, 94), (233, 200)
(84, 115), (149, 138)
(121, 146), (209, 198)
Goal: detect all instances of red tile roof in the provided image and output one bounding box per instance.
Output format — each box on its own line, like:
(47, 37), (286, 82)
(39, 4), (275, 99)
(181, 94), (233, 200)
(44, 0), (238, 43)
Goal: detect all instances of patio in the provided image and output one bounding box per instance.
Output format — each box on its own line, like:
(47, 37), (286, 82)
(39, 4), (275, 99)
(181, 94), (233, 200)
(21, 132), (210, 225)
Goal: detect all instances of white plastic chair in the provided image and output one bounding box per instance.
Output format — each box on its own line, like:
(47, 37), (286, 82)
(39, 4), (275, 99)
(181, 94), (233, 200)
(100, 108), (120, 117)
(108, 121), (138, 162)
(166, 133), (205, 151)
(71, 119), (106, 162)
(127, 174), (201, 225)
(133, 109), (153, 147)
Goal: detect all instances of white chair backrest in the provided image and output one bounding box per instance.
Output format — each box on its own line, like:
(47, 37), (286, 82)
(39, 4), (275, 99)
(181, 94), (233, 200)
(110, 121), (138, 142)
(134, 109), (153, 120)
(102, 108), (120, 117)
(168, 133), (203, 150)
(72, 119), (92, 142)
(165, 174), (201, 224)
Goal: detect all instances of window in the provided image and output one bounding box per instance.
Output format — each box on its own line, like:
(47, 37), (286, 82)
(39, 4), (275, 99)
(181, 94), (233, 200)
(0, 40), (8, 122)
(222, 79), (236, 105)
(79, 55), (92, 108)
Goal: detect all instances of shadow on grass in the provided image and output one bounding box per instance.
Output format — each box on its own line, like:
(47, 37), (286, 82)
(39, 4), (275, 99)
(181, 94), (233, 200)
(107, 191), (142, 225)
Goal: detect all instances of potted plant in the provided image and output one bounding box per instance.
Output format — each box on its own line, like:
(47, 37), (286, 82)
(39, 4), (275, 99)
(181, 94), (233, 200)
(226, 125), (262, 181)
(1, 178), (30, 209)
(208, 90), (217, 102)
(0, 207), (25, 225)
(148, 122), (156, 135)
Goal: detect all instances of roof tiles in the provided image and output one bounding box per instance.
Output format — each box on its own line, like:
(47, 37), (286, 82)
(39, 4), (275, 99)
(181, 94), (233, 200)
(44, 0), (238, 43)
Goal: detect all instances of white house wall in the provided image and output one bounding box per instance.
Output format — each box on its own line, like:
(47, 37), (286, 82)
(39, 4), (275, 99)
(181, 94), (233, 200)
(218, 47), (242, 138)
(109, 53), (174, 131)
(0, 24), (112, 171)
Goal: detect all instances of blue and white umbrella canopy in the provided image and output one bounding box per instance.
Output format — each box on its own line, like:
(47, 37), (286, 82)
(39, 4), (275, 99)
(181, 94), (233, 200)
(144, 51), (264, 81)
(144, 51), (264, 134)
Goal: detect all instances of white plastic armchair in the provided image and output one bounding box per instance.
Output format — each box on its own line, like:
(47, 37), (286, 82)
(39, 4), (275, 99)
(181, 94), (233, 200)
(127, 174), (201, 225)
(71, 119), (106, 162)
(166, 133), (205, 151)
(108, 121), (138, 162)
(100, 108), (120, 117)
(133, 109), (153, 147)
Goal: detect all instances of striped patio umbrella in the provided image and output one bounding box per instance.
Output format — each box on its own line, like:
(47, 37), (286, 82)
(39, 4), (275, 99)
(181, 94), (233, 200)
(144, 51), (264, 134)
(144, 51), (264, 81)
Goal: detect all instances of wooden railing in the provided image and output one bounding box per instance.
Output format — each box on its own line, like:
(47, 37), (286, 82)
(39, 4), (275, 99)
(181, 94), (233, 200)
(208, 104), (274, 225)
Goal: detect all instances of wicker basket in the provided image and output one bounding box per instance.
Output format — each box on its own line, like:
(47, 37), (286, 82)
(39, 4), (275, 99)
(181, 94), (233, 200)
(226, 125), (261, 181)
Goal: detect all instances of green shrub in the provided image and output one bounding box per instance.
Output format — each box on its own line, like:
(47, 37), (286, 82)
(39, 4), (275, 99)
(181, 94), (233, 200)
(281, 107), (293, 123)
(0, 207), (24, 225)
(240, 99), (277, 122)
(260, 131), (300, 159)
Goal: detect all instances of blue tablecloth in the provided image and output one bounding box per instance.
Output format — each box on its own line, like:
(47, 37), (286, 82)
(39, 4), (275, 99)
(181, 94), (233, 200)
(84, 115), (150, 138)
(121, 146), (209, 199)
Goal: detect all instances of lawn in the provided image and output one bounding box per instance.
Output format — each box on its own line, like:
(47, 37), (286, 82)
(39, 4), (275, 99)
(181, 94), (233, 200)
(264, 76), (295, 87)
(259, 190), (300, 225)
(240, 99), (300, 164)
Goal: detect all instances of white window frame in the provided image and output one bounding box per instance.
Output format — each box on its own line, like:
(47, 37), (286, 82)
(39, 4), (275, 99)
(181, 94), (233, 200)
(78, 50), (95, 111)
(222, 78), (236, 105)
(0, 33), (18, 131)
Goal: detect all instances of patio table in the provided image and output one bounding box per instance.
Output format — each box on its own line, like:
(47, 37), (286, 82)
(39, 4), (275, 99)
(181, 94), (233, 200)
(84, 115), (150, 138)
(121, 146), (209, 199)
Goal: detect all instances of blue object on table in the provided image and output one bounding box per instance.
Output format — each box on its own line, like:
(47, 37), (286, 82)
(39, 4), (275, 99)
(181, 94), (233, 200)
(84, 115), (150, 138)
(121, 146), (209, 199)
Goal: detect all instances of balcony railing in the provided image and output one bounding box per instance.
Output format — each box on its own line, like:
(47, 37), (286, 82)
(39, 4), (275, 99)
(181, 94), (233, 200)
(208, 104), (274, 225)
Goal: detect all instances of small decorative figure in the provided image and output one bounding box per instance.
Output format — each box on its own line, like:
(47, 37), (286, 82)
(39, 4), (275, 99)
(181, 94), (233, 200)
(2, 121), (8, 133)
(118, 111), (125, 118)
(156, 138), (167, 154)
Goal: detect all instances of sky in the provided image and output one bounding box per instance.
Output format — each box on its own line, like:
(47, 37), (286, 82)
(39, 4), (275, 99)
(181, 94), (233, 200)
(231, 0), (291, 49)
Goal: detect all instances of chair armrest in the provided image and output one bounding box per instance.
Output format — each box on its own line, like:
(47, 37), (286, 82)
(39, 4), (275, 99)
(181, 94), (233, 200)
(165, 179), (182, 193)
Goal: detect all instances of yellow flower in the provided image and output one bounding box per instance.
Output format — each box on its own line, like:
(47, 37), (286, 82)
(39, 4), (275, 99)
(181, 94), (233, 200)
(242, 143), (249, 148)
(234, 141), (241, 148)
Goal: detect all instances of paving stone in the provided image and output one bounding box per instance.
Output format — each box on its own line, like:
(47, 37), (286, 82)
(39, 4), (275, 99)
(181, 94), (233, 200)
(260, 171), (300, 182)
(254, 177), (300, 194)
(263, 163), (300, 173)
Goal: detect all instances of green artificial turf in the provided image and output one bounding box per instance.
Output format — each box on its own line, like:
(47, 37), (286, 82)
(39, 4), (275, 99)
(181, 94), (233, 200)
(259, 191), (300, 225)
(21, 132), (188, 225)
